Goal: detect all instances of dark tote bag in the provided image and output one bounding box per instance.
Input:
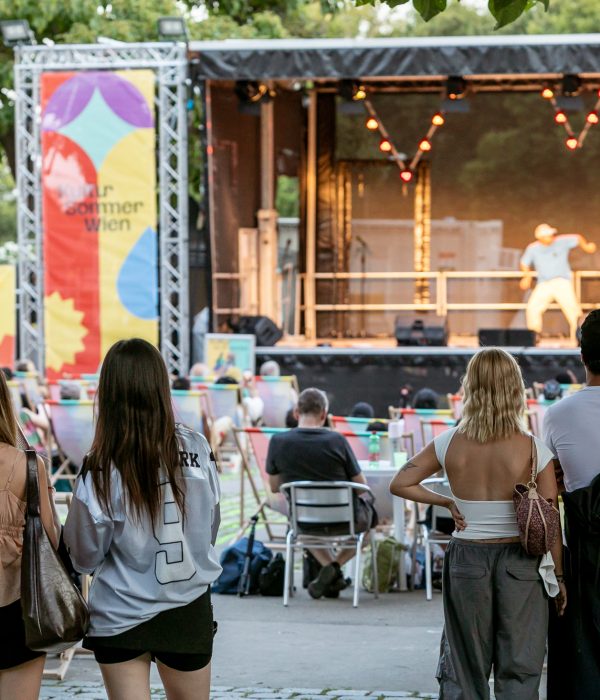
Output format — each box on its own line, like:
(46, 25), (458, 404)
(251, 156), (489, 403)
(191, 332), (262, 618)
(21, 449), (89, 653)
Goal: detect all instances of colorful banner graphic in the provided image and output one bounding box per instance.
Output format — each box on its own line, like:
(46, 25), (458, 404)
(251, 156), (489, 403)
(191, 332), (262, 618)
(205, 334), (256, 380)
(0, 265), (16, 366)
(41, 70), (157, 377)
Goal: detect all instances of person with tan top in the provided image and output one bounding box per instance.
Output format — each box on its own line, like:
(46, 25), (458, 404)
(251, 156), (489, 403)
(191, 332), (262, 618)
(0, 370), (60, 700)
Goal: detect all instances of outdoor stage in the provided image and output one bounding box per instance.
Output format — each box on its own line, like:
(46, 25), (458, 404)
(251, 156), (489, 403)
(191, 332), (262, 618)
(257, 338), (584, 415)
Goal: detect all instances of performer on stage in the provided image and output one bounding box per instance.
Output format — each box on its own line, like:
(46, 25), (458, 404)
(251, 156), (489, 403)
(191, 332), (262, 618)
(519, 223), (596, 338)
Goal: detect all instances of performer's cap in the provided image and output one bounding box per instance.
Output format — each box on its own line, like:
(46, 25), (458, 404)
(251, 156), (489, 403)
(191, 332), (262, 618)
(534, 223), (558, 239)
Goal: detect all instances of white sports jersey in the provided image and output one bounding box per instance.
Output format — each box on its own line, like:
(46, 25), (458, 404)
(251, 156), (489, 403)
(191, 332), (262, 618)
(64, 425), (222, 637)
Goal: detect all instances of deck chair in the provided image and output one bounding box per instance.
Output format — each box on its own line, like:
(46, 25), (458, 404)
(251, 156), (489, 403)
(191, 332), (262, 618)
(420, 418), (455, 446)
(341, 431), (391, 461)
(280, 481), (379, 607)
(171, 390), (207, 435)
(7, 380), (22, 415)
(234, 427), (289, 542)
(330, 415), (373, 433)
(46, 400), (95, 484)
(447, 394), (463, 421)
(254, 376), (298, 427)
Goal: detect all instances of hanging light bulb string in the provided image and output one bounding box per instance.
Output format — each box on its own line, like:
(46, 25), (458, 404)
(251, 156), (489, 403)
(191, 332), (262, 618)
(409, 116), (443, 171)
(364, 99), (407, 170)
(541, 85), (600, 149)
(578, 95), (600, 147)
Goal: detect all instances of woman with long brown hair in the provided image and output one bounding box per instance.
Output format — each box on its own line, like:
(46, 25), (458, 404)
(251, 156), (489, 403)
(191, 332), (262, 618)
(391, 347), (566, 699)
(0, 370), (59, 699)
(64, 339), (221, 700)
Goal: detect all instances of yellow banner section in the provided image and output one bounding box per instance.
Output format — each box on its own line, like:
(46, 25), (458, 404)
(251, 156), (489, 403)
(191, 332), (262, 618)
(0, 265), (16, 366)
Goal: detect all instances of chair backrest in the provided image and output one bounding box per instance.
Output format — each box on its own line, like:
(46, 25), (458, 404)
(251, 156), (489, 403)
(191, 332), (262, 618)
(420, 418), (454, 445)
(254, 376), (297, 427)
(340, 431), (390, 461)
(424, 477), (452, 533)
(46, 400), (95, 468)
(171, 390), (205, 434)
(281, 480), (364, 537)
(15, 373), (43, 409)
(239, 427), (288, 515)
(199, 384), (240, 422)
(7, 380), (22, 415)
(447, 394), (463, 421)
(48, 379), (96, 401)
(331, 415), (387, 433)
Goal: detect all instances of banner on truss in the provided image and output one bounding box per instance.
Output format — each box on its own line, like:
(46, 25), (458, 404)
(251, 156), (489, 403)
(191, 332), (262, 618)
(41, 70), (157, 377)
(0, 265), (15, 366)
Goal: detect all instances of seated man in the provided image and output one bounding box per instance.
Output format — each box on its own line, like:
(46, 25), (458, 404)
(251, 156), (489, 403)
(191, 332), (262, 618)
(266, 387), (375, 599)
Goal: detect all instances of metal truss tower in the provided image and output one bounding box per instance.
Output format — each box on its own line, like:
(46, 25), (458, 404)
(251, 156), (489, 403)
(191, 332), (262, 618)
(14, 42), (189, 375)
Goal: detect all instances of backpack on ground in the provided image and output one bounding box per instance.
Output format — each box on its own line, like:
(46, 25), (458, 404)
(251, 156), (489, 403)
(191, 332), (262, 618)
(362, 536), (406, 593)
(213, 538), (272, 594)
(259, 553), (286, 596)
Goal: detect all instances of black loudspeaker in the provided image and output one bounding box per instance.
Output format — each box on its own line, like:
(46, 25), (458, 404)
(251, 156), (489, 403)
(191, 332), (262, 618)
(478, 328), (536, 347)
(237, 315), (283, 347)
(395, 318), (448, 347)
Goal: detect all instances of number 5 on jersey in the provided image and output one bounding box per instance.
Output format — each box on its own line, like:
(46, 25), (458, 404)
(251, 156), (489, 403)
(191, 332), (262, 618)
(154, 481), (196, 584)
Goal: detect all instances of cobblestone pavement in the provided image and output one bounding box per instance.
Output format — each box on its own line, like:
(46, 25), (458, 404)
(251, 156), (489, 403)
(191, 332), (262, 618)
(40, 682), (437, 699)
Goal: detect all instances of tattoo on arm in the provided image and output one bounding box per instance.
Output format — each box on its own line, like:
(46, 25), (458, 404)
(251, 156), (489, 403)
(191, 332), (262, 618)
(401, 460), (419, 471)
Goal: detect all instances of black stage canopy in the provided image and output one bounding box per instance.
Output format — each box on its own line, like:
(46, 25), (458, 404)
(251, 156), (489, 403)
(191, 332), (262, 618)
(190, 34), (600, 82)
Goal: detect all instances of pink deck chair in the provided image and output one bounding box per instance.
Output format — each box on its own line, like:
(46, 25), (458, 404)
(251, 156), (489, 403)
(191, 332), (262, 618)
(46, 400), (95, 484)
(254, 376), (297, 427)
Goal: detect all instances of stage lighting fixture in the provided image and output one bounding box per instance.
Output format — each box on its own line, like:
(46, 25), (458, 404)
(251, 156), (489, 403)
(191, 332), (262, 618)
(562, 74), (581, 97)
(339, 80), (367, 102)
(431, 112), (445, 126)
(157, 16), (188, 41)
(446, 76), (466, 100)
(554, 110), (567, 124)
(365, 117), (379, 130)
(541, 86), (554, 99)
(587, 111), (599, 125)
(566, 136), (579, 150)
(379, 138), (392, 153)
(418, 138), (432, 152)
(0, 19), (34, 47)
(235, 80), (270, 104)
(399, 170), (413, 183)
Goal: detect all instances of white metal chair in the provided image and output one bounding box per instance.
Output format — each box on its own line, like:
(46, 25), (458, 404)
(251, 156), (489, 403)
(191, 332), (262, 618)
(280, 480), (378, 608)
(412, 477), (452, 601)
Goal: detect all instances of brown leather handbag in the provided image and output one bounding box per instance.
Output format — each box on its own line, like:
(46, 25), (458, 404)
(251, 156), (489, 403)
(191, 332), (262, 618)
(513, 437), (560, 556)
(21, 449), (89, 652)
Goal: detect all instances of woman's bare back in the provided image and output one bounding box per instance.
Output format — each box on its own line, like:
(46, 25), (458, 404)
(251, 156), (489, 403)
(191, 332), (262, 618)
(445, 431), (536, 501)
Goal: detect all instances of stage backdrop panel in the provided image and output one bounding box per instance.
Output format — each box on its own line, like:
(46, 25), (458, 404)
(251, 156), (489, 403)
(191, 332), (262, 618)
(0, 265), (16, 366)
(41, 70), (157, 377)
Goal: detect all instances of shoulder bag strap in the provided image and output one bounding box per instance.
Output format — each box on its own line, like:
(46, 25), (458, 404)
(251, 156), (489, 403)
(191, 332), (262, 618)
(529, 435), (537, 487)
(25, 448), (41, 518)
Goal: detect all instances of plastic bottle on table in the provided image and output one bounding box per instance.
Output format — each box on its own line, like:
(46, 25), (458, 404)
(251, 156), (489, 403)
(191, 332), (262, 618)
(368, 432), (380, 468)
(388, 418), (405, 457)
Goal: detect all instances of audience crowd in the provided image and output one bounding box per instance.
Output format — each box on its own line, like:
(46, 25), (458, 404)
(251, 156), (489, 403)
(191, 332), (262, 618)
(1, 311), (599, 699)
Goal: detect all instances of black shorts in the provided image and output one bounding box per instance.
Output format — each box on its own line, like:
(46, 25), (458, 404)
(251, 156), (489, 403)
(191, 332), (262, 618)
(84, 590), (216, 672)
(93, 647), (211, 672)
(0, 599), (45, 670)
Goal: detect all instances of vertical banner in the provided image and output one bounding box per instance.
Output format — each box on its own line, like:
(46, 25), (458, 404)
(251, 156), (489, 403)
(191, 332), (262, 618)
(41, 70), (157, 377)
(0, 265), (16, 366)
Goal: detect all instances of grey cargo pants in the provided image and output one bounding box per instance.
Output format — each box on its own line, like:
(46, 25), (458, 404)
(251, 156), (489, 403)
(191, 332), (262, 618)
(437, 540), (547, 700)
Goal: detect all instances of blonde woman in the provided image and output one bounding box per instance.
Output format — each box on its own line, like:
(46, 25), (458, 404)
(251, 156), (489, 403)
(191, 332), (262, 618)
(391, 348), (566, 700)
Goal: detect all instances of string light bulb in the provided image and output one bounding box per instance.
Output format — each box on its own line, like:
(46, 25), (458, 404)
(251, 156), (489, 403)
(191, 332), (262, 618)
(587, 111), (599, 125)
(431, 112), (445, 126)
(399, 170), (413, 183)
(554, 110), (567, 124)
(353, 85), (367, 101)
(379, 138), (392, 153)
(418, 138), (432, 152)
(541, 87), (554, 99)
(566, 136), (579, 150)
(365, 116), (379, 130)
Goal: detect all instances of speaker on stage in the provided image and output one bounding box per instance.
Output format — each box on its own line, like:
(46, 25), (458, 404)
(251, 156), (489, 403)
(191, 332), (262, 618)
(395, 317), (448, 347)
(478, 328), (536, 347)
(236, 315), (283, 347)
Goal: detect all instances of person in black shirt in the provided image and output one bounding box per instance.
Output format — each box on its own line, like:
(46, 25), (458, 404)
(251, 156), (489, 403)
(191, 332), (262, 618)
(267, 388), (373, 599)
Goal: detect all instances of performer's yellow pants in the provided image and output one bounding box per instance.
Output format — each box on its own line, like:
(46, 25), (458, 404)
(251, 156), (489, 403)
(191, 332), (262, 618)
(525, 277), (581, 335)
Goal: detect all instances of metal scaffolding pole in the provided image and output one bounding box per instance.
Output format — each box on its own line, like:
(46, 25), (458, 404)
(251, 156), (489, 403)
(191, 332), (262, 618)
(14, 42), (189, 376)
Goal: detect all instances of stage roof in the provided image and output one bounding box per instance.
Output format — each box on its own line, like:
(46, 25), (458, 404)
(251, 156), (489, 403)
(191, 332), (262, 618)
(189, 34), (600, 81)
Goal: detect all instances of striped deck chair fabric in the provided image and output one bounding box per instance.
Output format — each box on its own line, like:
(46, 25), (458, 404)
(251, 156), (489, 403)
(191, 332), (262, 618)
(242, 427), (288, 515)
(254, 376), (297, 427)
(46, 400), (95, 474)
(171, 390), (205, 434)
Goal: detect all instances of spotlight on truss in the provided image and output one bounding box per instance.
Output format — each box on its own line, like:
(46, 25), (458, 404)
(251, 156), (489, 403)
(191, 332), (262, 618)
(446, 76), (467, 101)
(0, 20), (34, 47)
(157, 16), (188, 42)
(562, 74), (581, 97)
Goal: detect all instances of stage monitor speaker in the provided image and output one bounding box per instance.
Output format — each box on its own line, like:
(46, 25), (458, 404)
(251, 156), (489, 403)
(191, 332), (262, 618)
(478, 328), (536, 347)
(236, 315), (283, 347)
(395, 318), (448, 347)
